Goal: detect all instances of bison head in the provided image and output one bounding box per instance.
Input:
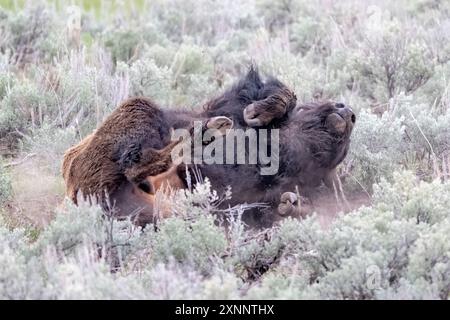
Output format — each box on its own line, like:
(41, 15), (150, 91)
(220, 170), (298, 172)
(296, 101), (355, 142)
(278, 101), (355, 192)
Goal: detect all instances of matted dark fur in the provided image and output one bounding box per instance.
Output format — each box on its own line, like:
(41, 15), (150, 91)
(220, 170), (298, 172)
(194, 85), (355, 227)
(203, 66), (297, 129)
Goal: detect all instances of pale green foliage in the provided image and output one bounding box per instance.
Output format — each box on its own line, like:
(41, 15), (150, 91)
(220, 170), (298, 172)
(120, 58), (172, 105)
(133, 180), (228, 273)
(245, 271), (309, 299)
(150, 215), (227, 273)
(351, 15), (435, 101)
(0, 225), (44, 299)
(104, 28), (141, 64)
(0, 0), (450, 300)
(247, 172), (450, 300)
(0, 79), (51, 135)
(0, 159), (12, 206)
(373, 172), (450, 224)
(0, 72), (15, 100)
(405, 219), (450, 299)
(348, 110), (406, 190)
(0, 5), (64, 66)
(392, 95), (450, 158)
(31, 201), (106, 256)
(121, 43), (217, 106)
(0, 172), (450, 299)
(21, 125), (78, 174)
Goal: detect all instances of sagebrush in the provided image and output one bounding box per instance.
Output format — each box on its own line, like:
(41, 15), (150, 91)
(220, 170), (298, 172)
(0, 0), (449, 300)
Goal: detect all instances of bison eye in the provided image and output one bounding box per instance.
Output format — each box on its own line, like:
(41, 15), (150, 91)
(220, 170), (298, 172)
(138, 181), (155, 194)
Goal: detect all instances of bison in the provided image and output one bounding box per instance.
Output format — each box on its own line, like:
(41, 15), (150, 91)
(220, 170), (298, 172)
(62, 67), (355, 227)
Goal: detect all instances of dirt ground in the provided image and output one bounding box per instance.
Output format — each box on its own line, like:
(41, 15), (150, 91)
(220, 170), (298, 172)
(3, 154), (370, 229)
(6, 160), (64, 227)
(311, 191), (372, 228)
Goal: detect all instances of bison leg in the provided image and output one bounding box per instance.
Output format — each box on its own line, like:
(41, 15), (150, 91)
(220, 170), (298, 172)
(243, 85), (297, 127)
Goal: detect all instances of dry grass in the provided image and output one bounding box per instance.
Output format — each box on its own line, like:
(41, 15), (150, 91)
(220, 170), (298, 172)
(7, 158), (64, 227)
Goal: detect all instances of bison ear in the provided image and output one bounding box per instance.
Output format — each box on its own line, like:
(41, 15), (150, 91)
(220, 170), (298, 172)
(325, 113), (346, 134)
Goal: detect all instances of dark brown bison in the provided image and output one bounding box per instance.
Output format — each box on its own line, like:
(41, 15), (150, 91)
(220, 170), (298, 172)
(186, 68), (355, 227)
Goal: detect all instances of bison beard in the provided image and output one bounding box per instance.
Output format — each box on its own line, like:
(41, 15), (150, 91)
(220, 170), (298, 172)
(62, 67), (355, 228)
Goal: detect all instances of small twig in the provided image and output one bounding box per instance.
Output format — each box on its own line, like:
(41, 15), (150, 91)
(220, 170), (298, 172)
(3, 153), (37, 168)
(348, 172), (373, 203)
(14, 129), (31, 139)
(336, 174), (351, 210)
(409, 110), (441, 179)
(332, 180), (343, 212)
(294, 185), (302, 214)
(409, 110), (436, 157)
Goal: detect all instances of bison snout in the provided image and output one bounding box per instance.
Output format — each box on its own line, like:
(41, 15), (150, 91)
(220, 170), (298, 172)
(335, 103), (356, 124)
(341, 108), (355, 124)
(326, 104), (356, 134)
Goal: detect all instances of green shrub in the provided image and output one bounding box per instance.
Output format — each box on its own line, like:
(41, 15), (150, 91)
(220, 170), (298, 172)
(0, 80), (51, 137)
(120, 58), (172, 105)
(346, 109), (405, 191)
(0, 173), (449, 299)
(31, 201), (107, 256)
(0, 5), (63, 66)
(0, 72), (15, 100)
(21, 125), (78, 175)
(104, 28), (141, 64)
(150, 215), (227, 274)
(351, 15), (435, 101)
(0, 159), (12, 206)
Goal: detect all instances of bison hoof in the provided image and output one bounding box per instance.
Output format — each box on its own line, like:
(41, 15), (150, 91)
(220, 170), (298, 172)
(119, 143), (142, 169)
(278, 192), (299, 216)
(243, 103), (263, 127)
(278, 192), (312, 217)
(203, 116), (233, 145)
(244, 103), (277, 127)
(206, 116), (233, 133)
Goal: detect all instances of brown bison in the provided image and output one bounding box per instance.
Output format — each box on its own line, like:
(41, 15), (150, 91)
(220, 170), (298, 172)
(61, 97), (233, 225)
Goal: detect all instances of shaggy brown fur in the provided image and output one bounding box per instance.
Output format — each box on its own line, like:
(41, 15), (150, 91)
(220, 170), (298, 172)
(62, 98), (178, 205)
(61, 97), (234, 225)
(61, 131), (95, 200)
